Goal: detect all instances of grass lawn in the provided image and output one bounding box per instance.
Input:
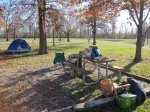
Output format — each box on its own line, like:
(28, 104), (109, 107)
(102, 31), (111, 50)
(0, 38), (150, 111)
(2, 38), (150, 78)
(46, 38), (150, 79)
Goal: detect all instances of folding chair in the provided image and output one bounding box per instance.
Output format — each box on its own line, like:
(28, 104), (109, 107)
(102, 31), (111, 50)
(53, 52), (66, 64)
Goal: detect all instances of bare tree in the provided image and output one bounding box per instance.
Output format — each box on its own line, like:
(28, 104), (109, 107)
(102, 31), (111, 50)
(118, 0), (150, 62)
(0, 0), (21, 41)
(61, 18), (78, 42)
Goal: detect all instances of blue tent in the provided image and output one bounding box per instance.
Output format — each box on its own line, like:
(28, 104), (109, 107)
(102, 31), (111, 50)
(6, 38), (32, 53)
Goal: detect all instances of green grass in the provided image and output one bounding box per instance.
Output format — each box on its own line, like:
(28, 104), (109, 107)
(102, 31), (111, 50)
(0, 37), (150, 111)
(1, 37), (150, 80)
(132, 98), (150, 112)
(44, 38), (150, 78)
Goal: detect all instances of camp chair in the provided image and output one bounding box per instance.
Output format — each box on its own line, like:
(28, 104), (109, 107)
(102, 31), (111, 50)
(53, 52), (66, 64)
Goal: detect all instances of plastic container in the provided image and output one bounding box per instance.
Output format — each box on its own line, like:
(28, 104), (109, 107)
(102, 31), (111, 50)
(118, 93), (137, 109)
(100, 78), (113, 97)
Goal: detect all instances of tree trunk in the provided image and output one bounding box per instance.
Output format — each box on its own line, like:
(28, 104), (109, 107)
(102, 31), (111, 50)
(147, 31), (149, 44)
(134, 1), (144, 62)
(13, 30), (16, 40)
(59, 32), (62, 41)
(88, 24), (90, 43)
(134, 26), (142, 62)
(34, 31), (36, 40)
(53, 30), (55, 46)
(38, 0), (48, 54)
(145, 26), (150, 45)
(93, 17), (96, 45)
(80, 27), (82, 38)
(6, 29), (9, 41)
(67, 33), (70, 42)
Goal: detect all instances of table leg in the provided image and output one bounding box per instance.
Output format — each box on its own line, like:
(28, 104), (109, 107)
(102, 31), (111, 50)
(97, 63), (101, 79)
(77, 57), (79, 67)
(106, 62), (108, 78)
(82, 74), (101, 86)
(82, 62), (103, 86)
(83, 58), (85, 69)
(77, 57), (82, 68)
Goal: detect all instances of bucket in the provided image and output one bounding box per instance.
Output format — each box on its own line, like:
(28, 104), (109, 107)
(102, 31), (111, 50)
(100, 78), (114, 97)
(101, 78), (111, 85)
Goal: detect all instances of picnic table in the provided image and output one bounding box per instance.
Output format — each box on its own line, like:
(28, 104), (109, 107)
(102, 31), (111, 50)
(78, 54), (116, 85)
(63, 53), (116, 86)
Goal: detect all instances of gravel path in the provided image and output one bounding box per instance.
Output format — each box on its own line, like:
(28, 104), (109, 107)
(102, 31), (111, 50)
(124, 43), (150, 50)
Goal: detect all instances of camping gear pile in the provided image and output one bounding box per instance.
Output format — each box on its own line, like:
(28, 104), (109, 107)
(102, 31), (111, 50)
(100, 77), (146, 109)
(80, 46), (102, 59)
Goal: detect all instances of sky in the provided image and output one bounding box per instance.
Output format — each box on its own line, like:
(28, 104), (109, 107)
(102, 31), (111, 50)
(116, 10), (131, 32)
(116, 10), (150, 33)
(117, 11), (129, 26)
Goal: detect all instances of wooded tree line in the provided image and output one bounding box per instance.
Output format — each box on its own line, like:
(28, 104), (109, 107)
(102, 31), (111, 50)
(0, 0), (150, 62)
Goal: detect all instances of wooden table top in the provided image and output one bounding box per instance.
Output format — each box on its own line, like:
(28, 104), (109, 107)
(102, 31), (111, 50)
(74, 54), (116, 63)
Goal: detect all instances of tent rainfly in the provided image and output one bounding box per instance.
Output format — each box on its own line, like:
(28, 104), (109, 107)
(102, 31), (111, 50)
(6, 38), (32, 53)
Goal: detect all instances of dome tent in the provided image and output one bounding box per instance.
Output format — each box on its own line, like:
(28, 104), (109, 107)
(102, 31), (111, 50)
(6, 38), (32, 53)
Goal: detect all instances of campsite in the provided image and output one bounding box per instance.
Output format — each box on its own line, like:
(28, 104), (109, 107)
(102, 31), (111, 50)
(0, 38), (150, 112)
(0, 0), (150, 112)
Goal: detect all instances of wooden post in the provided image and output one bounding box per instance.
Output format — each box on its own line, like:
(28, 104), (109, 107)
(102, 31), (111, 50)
(78, 57), (82, 68)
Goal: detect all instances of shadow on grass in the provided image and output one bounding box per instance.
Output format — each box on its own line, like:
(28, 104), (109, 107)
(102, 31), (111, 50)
(0, 51), (42, 61)
(123, 61), (139, 72)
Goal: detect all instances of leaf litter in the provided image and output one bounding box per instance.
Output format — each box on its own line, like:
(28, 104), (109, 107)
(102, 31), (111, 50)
(0, 53), (149, 112)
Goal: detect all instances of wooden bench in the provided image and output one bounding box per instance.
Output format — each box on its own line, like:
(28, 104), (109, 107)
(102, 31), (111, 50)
(63, 62), (96, 86)
(101, 63), (124, 80)
(63, 62), (92, 75)
(111, 66), (124, 80)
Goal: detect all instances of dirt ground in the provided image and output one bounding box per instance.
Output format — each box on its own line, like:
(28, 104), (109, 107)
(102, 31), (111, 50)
(0, 54), (75, 112)
(0, 53), (149, 112)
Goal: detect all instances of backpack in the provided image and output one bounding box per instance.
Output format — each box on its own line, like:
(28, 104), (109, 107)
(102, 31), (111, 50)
(91, 47), (102, 57)
(127, 78), (146, 103)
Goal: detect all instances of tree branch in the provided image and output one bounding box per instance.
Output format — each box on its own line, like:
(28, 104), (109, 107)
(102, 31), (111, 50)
(143, 8), (150, 23)
(144, 25), (150, 35)
(128, 8), (138, 27)
(130, 0), (139, 20)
